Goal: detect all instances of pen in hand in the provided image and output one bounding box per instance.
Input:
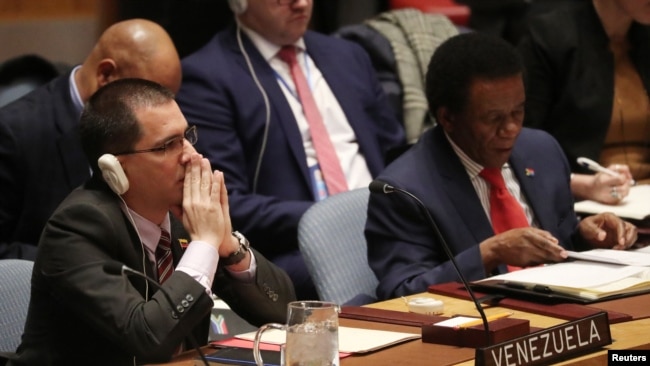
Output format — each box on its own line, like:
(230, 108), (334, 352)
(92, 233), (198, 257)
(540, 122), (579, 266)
(577, 157), (636, 186)
(577, 157), (621, 178)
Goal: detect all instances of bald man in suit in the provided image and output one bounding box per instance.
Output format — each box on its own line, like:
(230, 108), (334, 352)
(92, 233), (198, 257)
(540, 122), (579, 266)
(0, 19), (182, 259)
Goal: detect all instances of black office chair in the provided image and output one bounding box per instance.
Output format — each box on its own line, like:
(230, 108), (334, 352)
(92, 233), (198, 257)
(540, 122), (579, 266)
(0, 54), (64, 108)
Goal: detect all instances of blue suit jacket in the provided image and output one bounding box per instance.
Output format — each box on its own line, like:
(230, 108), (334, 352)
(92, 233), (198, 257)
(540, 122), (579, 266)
(0, 72), (89, 259)
(177, 25), (405, 258)
(366, 126), (584, 300)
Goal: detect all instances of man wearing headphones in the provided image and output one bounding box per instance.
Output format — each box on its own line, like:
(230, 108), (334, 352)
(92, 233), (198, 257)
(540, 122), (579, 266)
(0, 19), (182, 260)
(7, 78), (295, 365)
(176, 0), (406, 300)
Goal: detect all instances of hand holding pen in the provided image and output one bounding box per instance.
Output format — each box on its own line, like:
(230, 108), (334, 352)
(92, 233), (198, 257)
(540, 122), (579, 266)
(573, 157), (634, 204)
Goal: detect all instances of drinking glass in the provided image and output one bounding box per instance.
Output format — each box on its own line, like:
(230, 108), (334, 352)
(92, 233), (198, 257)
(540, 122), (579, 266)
(253, 301), (340, 366)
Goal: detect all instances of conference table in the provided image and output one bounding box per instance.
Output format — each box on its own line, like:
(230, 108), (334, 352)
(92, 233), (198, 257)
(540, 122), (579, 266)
(152, 291), (650, 366)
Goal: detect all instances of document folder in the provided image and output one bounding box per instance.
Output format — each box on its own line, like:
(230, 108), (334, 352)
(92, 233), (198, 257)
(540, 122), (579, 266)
(470, 260), (650, 304)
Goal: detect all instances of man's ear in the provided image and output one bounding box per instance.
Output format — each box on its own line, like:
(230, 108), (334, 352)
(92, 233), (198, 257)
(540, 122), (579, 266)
(436, 106), (454, 133)
(96, 59), (117, 88)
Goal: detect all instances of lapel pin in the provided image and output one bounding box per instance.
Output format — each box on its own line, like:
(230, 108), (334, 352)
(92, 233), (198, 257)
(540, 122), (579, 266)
(525, 168), (535, 177)
(178, 238), (189, 249)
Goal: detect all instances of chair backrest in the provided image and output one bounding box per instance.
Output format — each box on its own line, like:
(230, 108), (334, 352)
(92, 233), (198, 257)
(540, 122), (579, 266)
(0, 54), (63, 108)
(0, 259), (33, 352)
(298, 188), (378, 305)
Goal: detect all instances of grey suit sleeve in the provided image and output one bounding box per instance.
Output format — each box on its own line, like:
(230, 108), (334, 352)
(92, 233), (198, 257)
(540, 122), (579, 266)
(213, 248), (296, 326)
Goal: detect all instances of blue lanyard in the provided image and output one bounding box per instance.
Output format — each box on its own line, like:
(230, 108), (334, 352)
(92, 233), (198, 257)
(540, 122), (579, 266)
(274, 50), (312, 101)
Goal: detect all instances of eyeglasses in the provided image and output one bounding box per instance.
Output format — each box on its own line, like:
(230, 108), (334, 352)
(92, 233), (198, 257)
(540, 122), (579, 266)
(114, 125), (197, 157)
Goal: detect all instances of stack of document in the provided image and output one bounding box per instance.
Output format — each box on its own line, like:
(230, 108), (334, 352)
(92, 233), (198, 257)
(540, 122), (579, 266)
(473, 248), (650, 302)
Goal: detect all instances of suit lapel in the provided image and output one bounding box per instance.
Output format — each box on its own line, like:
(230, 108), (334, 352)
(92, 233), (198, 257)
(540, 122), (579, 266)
(226, 27), (312, 186)
(169, 217), (189, 265)
(304, 33), (381, 171)
(430, 129), (495, 245)
(52, 74), (90, 189)
(509, 144), (552, 231)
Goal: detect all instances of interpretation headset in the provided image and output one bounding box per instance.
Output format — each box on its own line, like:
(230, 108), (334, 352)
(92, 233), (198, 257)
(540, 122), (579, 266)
(98, 154), (129, 195)
(233, 19), (271, 194)
(97, 154), (148, 366)
(228, 0), (247, 14)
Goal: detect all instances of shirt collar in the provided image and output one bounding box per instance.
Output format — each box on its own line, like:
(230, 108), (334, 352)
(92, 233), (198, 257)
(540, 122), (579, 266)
(68, 65), (84, 116)
(120, 202), (172, 255)
(239, 23), (306, 62)
(443, 131), (509, 179)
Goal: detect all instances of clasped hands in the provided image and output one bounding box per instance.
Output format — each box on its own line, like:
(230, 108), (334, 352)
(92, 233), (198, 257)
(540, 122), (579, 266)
(171, 153), (240, 257)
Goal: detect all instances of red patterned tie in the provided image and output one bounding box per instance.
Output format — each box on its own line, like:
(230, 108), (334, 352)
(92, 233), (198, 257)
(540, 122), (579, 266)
(480, 168), (529, 272)
(277, 45), (348, 196)
(155, 228), (173, 283)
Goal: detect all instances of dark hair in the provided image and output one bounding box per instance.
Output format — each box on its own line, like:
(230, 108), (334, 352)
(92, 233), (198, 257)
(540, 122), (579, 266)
(425, 32), (523, 118)
(79, 78), (175, 174)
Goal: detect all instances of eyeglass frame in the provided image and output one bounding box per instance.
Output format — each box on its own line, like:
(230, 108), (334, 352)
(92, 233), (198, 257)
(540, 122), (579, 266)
(113, 125), (197, 156)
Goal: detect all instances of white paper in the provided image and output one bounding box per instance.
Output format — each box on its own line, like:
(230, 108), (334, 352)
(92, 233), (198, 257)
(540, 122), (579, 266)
(481, 261), (646, 288)
(434, 316), (478, 328)
(633, 245), (650, 254)
(574, 184), (650, 220)
(567, 249), (650, 267)
(475, 261), (650, 299)
(236, 326), (420, 354)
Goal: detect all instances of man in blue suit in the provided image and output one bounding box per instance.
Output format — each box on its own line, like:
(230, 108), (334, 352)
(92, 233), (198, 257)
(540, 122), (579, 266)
(176, 0), (405, 299)
(0, 19), (182, 259)
(366, 32), (638, 300)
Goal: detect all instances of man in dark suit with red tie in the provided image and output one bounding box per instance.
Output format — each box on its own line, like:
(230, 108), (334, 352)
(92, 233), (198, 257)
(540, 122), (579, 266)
(366, 32), (638, 300)
(6, 79), (295, 366)
(176, 0), (405, 299)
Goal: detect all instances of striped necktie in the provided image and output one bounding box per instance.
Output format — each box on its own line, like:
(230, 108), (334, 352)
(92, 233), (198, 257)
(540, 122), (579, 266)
(155, 228), (173, 283)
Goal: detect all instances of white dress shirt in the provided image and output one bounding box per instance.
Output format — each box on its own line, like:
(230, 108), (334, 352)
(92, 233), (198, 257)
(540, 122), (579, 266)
(444, 132), (538, 227)
(122, 204), (256, 294)
(240, 26), (373, 192)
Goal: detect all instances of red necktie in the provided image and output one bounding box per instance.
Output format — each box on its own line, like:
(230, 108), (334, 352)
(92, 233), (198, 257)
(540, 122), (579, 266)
(480, 168), (529, 272)
(277, 45), (348, 196)
(155, 228), (173, 283)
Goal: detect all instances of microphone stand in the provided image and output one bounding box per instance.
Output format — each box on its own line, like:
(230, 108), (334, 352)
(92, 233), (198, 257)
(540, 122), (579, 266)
(370, 181), (491, 345)
(103, 261), (210, 366)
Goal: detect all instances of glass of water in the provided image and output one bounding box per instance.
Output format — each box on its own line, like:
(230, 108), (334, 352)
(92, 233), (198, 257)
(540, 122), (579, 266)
(254, 301), (340, 366)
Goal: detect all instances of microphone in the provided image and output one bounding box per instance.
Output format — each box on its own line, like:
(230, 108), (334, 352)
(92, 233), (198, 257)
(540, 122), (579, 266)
(103, 261), (210, 366)
(369, 180), (491, 345)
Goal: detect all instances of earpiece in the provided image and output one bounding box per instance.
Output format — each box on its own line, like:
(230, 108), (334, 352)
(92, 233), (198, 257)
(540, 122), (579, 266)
(98, 154), (129, 195)
(228, 0), (247, 14)
(235, 22), (270, 193)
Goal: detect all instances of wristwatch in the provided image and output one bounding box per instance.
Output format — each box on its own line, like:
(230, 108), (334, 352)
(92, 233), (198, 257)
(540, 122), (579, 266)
(222, 231), (250, 266)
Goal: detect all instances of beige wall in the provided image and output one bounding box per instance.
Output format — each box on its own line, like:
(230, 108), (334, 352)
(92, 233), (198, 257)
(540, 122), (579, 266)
(0, 0), (111, 66)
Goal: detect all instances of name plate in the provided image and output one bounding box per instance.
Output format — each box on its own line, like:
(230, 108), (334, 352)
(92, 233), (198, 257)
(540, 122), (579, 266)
(475, 312), (611, 366)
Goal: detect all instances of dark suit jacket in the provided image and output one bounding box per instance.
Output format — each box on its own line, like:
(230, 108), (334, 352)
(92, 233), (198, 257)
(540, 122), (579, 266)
(176, 25), (405, 258)
(0, 71), (89, 259)
(366, 127), (586, 300)
(518, 1), (650, 173)
(7, 177), (295, 366)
